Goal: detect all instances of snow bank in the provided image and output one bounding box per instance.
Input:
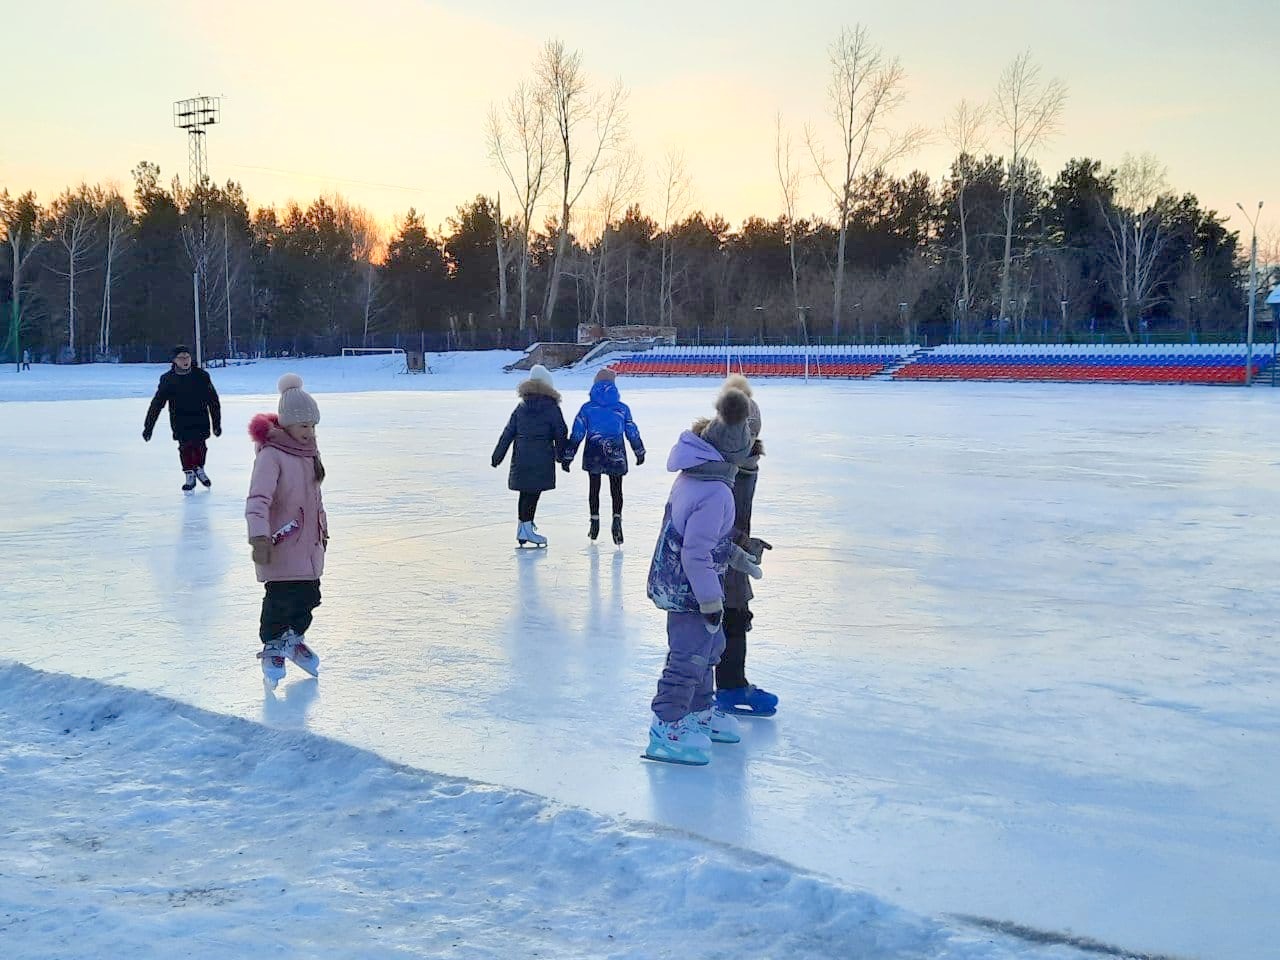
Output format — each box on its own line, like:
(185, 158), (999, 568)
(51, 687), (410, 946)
(0, 663), (1077, 959)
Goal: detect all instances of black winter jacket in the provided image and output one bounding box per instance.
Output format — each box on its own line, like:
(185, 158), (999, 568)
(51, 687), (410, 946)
(492, 379), (568, 493)
(144, 367), (222, 443)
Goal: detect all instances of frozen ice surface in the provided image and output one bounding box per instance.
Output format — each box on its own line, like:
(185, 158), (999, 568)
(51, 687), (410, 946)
(2, 357), (1278, 959)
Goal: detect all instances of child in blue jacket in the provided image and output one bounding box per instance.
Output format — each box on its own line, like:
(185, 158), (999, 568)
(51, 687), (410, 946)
(561, 367), (645, 544)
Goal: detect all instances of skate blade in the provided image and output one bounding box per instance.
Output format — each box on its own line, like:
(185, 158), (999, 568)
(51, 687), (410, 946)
(290, 661), (319, 678)
(640, 751), (709, 766)
(720, 705), (776, 718)
(709, 732), (742, 743)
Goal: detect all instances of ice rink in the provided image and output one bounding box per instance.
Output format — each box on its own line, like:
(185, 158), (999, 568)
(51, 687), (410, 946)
(3, 359), (1278, 959)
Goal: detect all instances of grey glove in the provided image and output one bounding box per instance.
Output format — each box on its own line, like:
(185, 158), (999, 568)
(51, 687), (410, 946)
(728, 544), (764, 580)
(699, 599), (724, 633)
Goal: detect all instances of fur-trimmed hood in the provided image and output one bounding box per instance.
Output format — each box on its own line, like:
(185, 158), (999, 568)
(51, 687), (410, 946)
(518, 378), (561, 403)
(248, 412), (281, 447)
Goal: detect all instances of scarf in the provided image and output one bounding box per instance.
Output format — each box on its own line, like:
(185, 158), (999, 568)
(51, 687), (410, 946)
(682, 459), (738, 487)
(264, 427), (326, 483)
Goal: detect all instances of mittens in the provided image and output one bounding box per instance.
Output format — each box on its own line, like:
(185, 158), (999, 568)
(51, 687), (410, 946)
(699, 599), (724, 633)
(728, 545), (764, 580)
(635, 452), (646, 466)
(250, 537), (272, 565)
(738, 535), (773, 558)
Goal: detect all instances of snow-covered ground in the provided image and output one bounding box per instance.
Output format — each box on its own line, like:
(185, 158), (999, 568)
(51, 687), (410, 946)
(2, 355), (1278, 959)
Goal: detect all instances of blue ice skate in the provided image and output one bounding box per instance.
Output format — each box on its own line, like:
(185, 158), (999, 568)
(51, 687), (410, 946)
(641, 714), (711, 765)
(714, 684), (778, 718)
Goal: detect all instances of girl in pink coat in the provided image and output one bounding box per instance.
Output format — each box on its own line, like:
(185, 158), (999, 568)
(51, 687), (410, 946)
(246, 374), (328, 689)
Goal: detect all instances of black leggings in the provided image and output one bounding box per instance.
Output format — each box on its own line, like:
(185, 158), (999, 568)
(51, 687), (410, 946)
(518, 491), (541, 523)
(588, 473), (624, 516)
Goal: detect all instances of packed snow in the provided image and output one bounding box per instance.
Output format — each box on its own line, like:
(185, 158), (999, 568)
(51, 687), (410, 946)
(2, 353), (1277, 959)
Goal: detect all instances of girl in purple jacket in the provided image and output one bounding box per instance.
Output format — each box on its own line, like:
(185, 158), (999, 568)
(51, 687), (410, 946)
(643, 388), (765, 765)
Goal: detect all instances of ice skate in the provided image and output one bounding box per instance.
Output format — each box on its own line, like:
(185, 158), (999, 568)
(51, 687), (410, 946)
(257, 640), (287, 689)
(280, 629), (320, 677)
(194, 466), (211, 488)
(714, 684), (778, 717)
(611, 514), (624, 545)
(517, 520), (547, 548)
(642, 713), (711, 765)
(694, 706), (742, 743)
(588, 515), (600, 540)
(181, 470), (197, 492)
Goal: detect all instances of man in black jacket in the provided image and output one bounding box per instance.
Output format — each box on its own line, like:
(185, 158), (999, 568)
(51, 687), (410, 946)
(143, 345), (222, 491)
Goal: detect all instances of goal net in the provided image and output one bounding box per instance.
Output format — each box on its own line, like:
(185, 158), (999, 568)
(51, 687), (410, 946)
(340, 347), (417, 374)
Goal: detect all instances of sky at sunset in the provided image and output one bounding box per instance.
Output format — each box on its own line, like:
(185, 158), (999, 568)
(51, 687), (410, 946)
(3, 0), (1275, 244)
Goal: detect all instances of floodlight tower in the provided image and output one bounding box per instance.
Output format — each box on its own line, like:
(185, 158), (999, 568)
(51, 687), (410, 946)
(174, 96), (220, 366)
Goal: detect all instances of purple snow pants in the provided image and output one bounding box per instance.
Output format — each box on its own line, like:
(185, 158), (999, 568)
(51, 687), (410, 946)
(651, 611), (726, 722)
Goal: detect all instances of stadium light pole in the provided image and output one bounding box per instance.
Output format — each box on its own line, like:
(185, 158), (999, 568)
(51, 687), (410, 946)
(174, 96), (220, 367)
(1237, 201), (1263, 385)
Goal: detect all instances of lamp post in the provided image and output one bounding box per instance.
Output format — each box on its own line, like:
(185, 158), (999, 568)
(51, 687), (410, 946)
(1060, 299), (1068, 340)
(754, 305), (764, 345)
(1188, 294), (1198, 344)
(1237, 201), (1263, 385)
(798, 305), (811, 380)
(898, 302), (909, 344)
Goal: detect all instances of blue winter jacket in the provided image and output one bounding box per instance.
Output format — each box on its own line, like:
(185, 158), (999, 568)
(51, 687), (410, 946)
(563, 381), (645, 476)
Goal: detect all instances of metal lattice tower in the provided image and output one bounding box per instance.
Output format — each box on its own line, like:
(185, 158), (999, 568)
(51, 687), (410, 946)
(173, 97), (220, 366)
(173, 96), (220, 187)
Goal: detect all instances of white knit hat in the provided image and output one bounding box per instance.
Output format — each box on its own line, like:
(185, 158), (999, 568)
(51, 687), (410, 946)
(528, 364), (553, 387)
(277, 373), (321, 427)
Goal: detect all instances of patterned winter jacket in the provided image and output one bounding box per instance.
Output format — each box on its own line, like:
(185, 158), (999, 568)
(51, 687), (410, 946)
(646, 431), (738, 613)
(563, 380), (645, 476)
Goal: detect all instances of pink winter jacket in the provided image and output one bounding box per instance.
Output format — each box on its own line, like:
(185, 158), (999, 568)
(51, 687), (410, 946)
(245, 414), (328, 584)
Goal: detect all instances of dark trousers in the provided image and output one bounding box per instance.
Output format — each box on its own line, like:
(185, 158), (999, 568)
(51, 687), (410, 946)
(518, 491), (542, 523)
(178, 439), (207, 470)
(587, 473), (624, 516)
(715, 605), (753, 690)
(259, 580), (322, 645)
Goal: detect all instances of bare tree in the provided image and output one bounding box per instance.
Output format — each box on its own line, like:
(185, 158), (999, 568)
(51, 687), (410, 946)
(774, 114), (807, 340)
(492, 194), (517, 328)
(537, 39), (627, 328)
(49, 185), (100, 357)
(656, 150), (691, 327)
(1099, 153), (1176, 342)
(806, 24), (925, 339)
(943, 98), (990, 319)
(994, 51), (1066, 336)
(96, 186), (131, 356)
(586, 147), (644, 326)
(1, 190), (46, 362)
(488, 82), (554, 330)
(349, 214), (386, 346)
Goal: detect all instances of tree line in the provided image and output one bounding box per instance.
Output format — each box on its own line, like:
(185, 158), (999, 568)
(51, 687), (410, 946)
(2, 31), (1272, 364)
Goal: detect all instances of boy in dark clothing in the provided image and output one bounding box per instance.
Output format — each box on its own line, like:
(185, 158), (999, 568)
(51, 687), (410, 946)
(143, 345), (222, 491)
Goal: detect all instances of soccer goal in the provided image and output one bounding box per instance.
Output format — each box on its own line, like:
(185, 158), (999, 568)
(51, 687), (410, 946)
(340, 347), (421, 374)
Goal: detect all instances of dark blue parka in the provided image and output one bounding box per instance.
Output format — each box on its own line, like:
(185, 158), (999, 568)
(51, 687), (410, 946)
(492, 379), (569, 493)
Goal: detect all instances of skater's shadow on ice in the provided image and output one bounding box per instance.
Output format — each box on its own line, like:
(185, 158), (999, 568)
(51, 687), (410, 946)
(261, 677), (319, 729)
(495, 550), (572, 704)
(148, 497), (233, 596)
